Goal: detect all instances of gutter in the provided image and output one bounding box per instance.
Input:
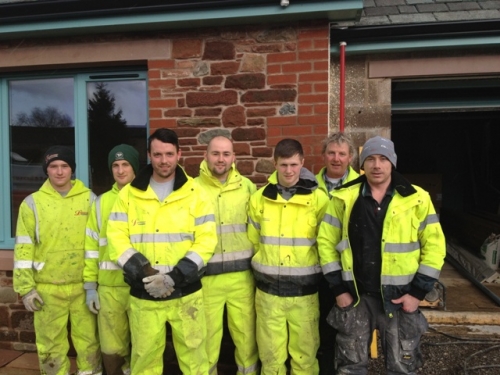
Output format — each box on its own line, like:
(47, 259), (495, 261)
(330, 19), (500, 55)
(0, 0), (363, 40)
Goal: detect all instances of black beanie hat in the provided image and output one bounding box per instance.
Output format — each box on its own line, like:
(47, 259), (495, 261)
(43, 146), (76, 175)
(108, 144), (140, 174)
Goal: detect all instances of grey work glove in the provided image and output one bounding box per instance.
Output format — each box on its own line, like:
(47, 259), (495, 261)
(143, 274), (175, 298)
(86, 289), (101, 314)
(22, 289), (44, 312)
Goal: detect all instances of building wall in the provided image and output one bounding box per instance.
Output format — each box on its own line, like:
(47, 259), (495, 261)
(0, 20), (331, 350)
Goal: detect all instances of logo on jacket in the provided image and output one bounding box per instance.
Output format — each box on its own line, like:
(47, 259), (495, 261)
(75, 210), (88, 216)
(132, 219), (146, 226)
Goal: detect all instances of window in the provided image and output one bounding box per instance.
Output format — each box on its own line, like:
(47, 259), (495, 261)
(1, 70), (148, 248)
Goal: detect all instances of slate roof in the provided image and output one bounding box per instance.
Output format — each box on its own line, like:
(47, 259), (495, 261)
(360, 0), (500, 25)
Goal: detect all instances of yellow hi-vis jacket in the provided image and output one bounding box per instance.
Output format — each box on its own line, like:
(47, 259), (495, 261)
(14, 179), (95, 296)
(84, 183), (128, 289)
(317, 173), (446, 314)
(195, 160), (256, 275)
(107, 165), (217, 301)
(248, 169), (329, 297)
(315, 166), (359, 197)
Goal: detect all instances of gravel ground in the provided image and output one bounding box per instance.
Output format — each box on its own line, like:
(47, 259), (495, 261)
(368, 327), (500, 375)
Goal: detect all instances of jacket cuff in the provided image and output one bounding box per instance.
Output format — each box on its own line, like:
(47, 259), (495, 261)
(332, 284), (350, 297)
(84, 282), (98, 290)
(409, 285), (427, 301)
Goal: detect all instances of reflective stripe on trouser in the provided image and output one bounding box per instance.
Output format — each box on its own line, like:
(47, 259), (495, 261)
(98, 286), (131, 373)
(202, 270), (258, 375)
(129, 289), (208, 375)
(328, 294), (428, 375)
(35, 283), (101, 375)
(255, 289), (320, 375)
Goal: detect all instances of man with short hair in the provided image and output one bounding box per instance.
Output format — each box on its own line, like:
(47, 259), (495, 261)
(318, 136), (446, 374)
(84, 144), (140, 375)
(315, 132), (359, 374)
(196, 135), (258, 375)
(248, 138), (329, 375)
(107, 128), (217, 375)
(316, 132), (359, 197)
(14, 145), (102, 375)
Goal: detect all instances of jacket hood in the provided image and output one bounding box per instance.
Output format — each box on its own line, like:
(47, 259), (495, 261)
(131, 164), (188, 192)
(264, 168), (318, 200)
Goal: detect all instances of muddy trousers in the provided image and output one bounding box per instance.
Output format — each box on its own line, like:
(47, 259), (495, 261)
(255, 289), (320, 375)
(129, 289), (208, 375)
(328, 294), (428, 375)
(34, 283), (101, 375)
(202, 271), (258, 375)
(98, 286), (131, 375)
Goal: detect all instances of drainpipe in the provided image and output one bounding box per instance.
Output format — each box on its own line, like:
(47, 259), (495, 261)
(339, 41), (346, 132)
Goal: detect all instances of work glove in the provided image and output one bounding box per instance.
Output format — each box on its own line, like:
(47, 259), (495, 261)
(143, 274), (175, 298)
(86, 289), (101, 314)
(22, 289), (44, 312)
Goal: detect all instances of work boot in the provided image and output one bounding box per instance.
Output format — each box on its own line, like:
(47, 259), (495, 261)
(102, 353), (126, 375)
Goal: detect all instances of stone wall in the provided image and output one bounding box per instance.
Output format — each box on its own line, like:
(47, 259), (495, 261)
(148, 22), (330, 182)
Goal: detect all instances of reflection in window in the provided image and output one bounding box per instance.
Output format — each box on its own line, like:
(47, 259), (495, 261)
(9, 78), (75, 236)
(87, 80), (147, 195)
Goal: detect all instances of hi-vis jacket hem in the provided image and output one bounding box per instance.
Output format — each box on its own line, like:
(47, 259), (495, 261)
(317, 171), (446, 314)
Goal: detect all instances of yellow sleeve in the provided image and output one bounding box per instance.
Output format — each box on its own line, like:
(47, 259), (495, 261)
(83, 199), (100, 287)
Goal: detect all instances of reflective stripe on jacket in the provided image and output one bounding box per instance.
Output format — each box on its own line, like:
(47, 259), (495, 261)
(196, 160), (256, 275)
(107, 165), (217, 300)
(14, 179), (95, 296)
(317, 172), (446, 314)
(248, 170), (329, 297)
(84, 183), (127, 288)
(315, 166), (359, 197)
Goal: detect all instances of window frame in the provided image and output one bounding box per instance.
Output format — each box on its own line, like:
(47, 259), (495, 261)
(0, 68), (148, 249)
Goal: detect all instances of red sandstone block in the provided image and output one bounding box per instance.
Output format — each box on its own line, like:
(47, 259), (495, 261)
(247, 107), (276, 117)
(148, 60), (176, 69)
(299, 72), (329, 82)
(267, 52), (296, 63)
(241, 89), (296, 103)
(267, 74), (296, 86)
(211, 62), (241, 75)
(282, 62), (312, 73)
(178, 78), (201, 87)
(247, 118), (265, 126)
(283, 125), (313, 136)
(164, 108), (192, 117)
(149, 109), (163, 118)
(298, 94), (328, 104)
(172, 39), (203, 59)
(148, 89), (162, 99)
(186, 91), (238, 107)
(148, 79), (176, 89)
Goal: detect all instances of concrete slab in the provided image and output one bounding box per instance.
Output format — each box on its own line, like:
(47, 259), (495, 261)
(4, 353), (76, 373)
(0, 350), (22, 367)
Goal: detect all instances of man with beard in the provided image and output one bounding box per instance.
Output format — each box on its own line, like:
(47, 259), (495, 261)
(107, 128), (217, 375)
(195, 135), (258, 375)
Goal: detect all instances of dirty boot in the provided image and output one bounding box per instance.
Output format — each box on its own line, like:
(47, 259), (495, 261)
(102, 353), (126, 375)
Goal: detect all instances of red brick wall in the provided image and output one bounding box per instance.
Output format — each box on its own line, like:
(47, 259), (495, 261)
(148, 22), (330, 183)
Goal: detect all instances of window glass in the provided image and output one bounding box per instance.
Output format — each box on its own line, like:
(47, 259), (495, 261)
(87, 80), (147, 195)
(9, 78), (75, 236)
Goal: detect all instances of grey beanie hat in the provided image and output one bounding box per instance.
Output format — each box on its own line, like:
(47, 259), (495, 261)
(360, 136), (397, 169)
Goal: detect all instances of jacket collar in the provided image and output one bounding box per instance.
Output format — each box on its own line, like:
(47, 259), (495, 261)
(131, 164), (188, 192)
(263, 168), (318, 200)
(338, 170), (416, 198)
(199, 160), (240, 188)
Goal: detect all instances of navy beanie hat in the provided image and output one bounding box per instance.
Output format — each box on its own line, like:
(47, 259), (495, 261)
(108, 144), (140, 174)
(43, 146), (76, 175)
(360, 136), (397, 169)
